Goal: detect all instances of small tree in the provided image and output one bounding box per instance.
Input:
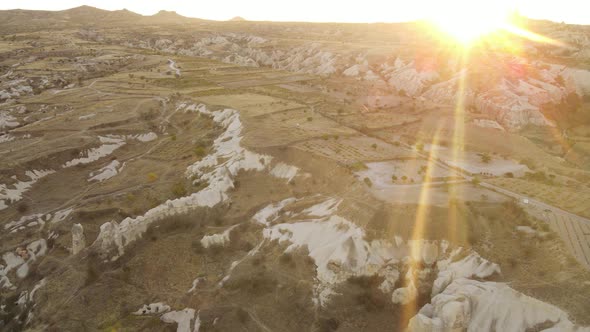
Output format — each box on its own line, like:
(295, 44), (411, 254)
(480, 153), (491, 163)
(418, 165), (428, 174)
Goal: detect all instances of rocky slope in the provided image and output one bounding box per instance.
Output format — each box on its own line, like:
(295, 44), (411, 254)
(115, 30), (590, 131)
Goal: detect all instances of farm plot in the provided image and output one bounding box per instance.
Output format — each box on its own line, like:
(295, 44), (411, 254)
(356, 159), (460, 186)
(196, 93), (303, 117)
(488, 178), (590, 218)
(293, 135), (412, 164)
(241, 108), (356, 147)
(426, 144), (529, 177)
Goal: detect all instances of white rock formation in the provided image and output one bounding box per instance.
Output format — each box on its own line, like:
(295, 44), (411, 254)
(0, 169), (55, 210)
(88, 160), (124, 182)
(0, 134), (15, 143)
(200, 225), (238, 248)
(92, 104), (296, 260)
(269, 162), (298, 182)
(187, 277), (205, 293)
(127, 132), (158, 142)
(432, 250), (501, 296)
(133, 302), (171, 315)
(78, 113), (96, 120)
(408, 279), (586, 332)
(384, 59), (440, 96)
(168, 59), (181, 76)
(391, 280), (417, 305)
(473, 119), (505, 130)
(5, 208), (73, 233)
(0, 239), (47, 290)
(264, 214), (407, 305)
(0, 111), (19, 131)
(161, 308), (197, 332)
(564, 68), (590, 96)
(251, 197), (297, 225)
(71, 223), (85, 255)
(64, 136), (126, 167)
(475, 87), (554, 131)
(301, 197), (341, 217)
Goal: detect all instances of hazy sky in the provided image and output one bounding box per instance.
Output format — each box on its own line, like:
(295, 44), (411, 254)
(0, 0), (588, 24)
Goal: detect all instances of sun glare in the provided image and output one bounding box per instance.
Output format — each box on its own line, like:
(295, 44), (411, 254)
(427, 2), (512, 44)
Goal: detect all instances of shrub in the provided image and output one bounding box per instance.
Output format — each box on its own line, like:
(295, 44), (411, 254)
(307, 117), (313, 122)
(555, 74), (565, 85)
(194, 146), (206, 157)
(363, 177), (373, 187)
(171, 182), (187, 198)
(480, 153), (491, 163)
(139, 108), (158, 121)
(279, 252), (294, 266)
(17, 202), (29, 214)
(147, 172), (158, 182)
(391, 175), (398, 182)
(371, 143), (377, 149)
(317, 318), (340, 332)
(504, 172), (514, 178)
(349, 161), (368, 171)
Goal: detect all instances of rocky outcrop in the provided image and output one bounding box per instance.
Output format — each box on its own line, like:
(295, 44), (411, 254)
(475, 87), (554, 130)
(408, 279), (584, 332)
(71, 223), (85, 255)
(92, 104), (297, 260)
(112, 31), (590, 131)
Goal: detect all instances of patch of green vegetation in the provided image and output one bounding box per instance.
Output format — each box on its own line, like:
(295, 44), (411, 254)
(147, 172), (158, 182)
(194, 146), (206, 157)
(170, 182), (187, 198)
(524, 171), (553, 185)
(348, 161), (368, 171)
(479, 153), (491, 163)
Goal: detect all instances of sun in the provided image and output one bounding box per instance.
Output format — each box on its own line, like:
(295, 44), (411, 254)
(426, 1), (512, 44)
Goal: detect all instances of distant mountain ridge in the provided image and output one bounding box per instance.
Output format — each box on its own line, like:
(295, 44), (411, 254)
(0, 5), (203, 31)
